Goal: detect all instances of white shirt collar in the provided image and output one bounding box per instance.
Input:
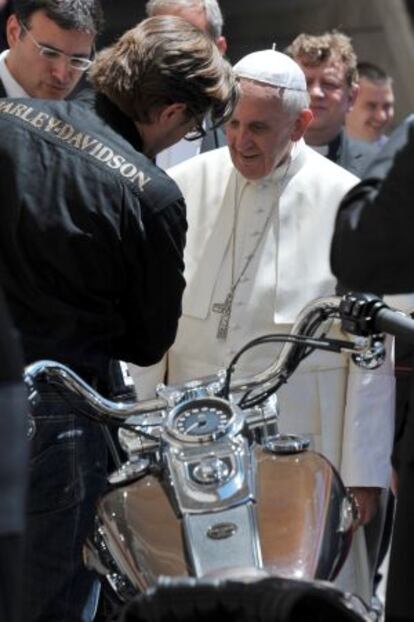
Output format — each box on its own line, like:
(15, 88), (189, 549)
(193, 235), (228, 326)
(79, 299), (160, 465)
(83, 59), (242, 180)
(156, 137), (202, 170)
(309, 143), (329, 157)
(239, 138), (306, 187)
(0, 49), (29, 98)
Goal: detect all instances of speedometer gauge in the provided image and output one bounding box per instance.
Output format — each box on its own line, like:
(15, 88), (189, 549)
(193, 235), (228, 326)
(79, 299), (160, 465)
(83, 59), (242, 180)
(166, 397), (240, 443)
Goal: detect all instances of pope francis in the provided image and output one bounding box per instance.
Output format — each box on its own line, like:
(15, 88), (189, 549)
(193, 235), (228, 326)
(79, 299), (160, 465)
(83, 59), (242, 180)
(129, 50), (394, 602)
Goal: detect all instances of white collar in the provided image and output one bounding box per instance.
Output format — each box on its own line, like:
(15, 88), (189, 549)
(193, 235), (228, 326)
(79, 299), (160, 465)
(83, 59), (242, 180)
(238, 139), (306, 187)
(181, 141), (308, 320)
(309, 143), (329, 157)
(0, 49), (29, 98)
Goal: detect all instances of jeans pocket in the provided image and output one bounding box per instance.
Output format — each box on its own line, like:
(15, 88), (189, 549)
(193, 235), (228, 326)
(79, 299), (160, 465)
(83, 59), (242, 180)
(27, 424), (82, 515)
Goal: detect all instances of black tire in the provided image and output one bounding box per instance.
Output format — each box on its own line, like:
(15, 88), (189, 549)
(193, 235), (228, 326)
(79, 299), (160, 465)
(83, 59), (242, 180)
(118, 577), (366, 622)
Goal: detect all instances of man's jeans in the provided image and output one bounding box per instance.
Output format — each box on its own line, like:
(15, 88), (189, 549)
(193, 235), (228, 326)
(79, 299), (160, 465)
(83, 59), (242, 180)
(23, 385), (108, 622)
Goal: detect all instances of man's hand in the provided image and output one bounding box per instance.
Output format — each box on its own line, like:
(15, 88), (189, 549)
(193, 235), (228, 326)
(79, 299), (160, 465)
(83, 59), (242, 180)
(347, 486), (382, 529)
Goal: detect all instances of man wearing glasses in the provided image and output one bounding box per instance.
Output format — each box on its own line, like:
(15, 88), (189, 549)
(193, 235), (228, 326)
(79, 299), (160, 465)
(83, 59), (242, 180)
(145, 0), (228, 169)
(0, 0), (101, 100)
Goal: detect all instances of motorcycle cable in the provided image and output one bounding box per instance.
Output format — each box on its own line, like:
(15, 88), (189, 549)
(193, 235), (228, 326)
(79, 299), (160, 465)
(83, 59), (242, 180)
(240, 345), (348, 408)
(222, 315), (354, 409)
(238, 309), (344, 408)
(220, 334), (313, 401)
(279, 308), (339, 377)
(238, 334), (328, 410)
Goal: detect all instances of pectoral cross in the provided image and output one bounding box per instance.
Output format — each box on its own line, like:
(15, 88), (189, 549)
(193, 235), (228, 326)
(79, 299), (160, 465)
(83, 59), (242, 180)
(212, 291), (234, 340)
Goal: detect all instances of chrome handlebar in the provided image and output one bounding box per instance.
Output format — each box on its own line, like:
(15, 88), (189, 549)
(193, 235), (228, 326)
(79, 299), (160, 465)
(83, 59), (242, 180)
(23, 295), (388, 421)
(24, 359), (166, 419)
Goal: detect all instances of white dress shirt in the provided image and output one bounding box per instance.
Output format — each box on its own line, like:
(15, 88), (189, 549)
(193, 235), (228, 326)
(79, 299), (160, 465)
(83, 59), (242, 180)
(156, 136), (202, 170)
(0, 49), (29, 97)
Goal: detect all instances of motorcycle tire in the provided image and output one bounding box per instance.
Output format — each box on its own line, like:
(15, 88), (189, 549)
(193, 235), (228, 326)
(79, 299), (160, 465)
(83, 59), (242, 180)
(118, 577), (366, 622)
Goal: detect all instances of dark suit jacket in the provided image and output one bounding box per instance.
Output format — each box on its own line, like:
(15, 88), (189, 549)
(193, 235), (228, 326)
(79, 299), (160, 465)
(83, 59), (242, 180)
(336, 115), (414, 473)
(362, 114), (414, 180)
(327, 129), (378, 178)
(200, 126), (226, 152)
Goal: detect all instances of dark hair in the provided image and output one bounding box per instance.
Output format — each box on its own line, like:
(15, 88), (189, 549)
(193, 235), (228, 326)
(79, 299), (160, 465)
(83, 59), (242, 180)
(13, 0), (104, 34)
(357, 61), (392, 84)
(286, 31), (358, 87)
(90, 16), (238, 127)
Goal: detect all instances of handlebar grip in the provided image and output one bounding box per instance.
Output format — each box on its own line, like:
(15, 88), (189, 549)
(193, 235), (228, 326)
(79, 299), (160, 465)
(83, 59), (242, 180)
(374, 307), (414, 343)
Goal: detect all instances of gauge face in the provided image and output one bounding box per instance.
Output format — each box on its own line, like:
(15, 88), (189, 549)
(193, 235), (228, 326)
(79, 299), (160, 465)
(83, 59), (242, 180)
(174, 405), (232, 438)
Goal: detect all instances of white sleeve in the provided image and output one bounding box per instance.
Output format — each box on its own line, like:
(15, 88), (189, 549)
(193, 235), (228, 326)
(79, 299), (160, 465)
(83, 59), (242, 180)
(340, 336), (395, 488)
(128, 356), (167, 400)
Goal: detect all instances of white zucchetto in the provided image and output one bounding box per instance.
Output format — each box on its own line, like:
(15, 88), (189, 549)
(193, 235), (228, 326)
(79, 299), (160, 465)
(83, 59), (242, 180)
(234, 50), (307, 92)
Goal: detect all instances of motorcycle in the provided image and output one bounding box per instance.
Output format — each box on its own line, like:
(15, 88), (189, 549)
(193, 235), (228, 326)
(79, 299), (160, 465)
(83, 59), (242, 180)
(24, 293), (413, 621)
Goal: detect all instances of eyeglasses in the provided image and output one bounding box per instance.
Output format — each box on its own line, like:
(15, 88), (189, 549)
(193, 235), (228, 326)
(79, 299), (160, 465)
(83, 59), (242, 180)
(19, 20), (93, 72)
(184, 111), (207, 142)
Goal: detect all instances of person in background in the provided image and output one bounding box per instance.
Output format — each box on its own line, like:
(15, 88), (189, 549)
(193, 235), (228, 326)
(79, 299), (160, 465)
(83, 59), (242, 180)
(130, 48), (394, 603)
(145, 0), (228, 168)
(287, 31), (377, 176)
(0, 0), (102, 99)
(345, 61), (395, 599)
(346, 61), (395, 147)
(0, 16), (237, 621)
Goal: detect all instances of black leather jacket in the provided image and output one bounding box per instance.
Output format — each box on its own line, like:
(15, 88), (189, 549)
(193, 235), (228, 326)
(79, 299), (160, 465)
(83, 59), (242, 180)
(0, 93), (187, 384)
(331, 117), (414, 294)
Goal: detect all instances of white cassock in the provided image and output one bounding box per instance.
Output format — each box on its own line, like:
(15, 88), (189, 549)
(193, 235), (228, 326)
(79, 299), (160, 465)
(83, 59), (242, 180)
(129, 140), (394, 600)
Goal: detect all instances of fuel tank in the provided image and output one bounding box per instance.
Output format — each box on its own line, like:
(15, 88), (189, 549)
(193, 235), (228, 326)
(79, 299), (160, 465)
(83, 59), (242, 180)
(95, 446), (352, 593)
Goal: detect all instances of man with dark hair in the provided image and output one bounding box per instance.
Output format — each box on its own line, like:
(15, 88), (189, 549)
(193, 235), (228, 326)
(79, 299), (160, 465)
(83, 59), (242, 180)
(0, 0), (103, 98)
(145, 0), (228, 168)
(346, 62), (395, 146)
(287, 32), (377, 177)
(0, 15), (237, 621)
(0, 0), (12, 52)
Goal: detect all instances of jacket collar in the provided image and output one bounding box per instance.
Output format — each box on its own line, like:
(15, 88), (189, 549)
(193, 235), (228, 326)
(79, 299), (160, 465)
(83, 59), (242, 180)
(327, 129), (344, 163)
(78, 90), (144, 153)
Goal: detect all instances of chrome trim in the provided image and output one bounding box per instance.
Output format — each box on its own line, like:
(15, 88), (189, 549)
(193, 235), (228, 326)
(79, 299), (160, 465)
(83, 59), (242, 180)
(207, 522), (238, 540)
(156, 371), (227, 406)
(351, 337), (386, 370)
(107, 459), (150, 486)
(245, 394), (280, 444)
(84, 521), (136, 602)
(118, 411), (165, 457)
(182, 503), (262, 576)
(192, 456), (231, 484)
(337, 495), (355, 534)
(24, 360), (166, 419)
(164, 436), (255, 513)
(264, 434), (310, 455)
